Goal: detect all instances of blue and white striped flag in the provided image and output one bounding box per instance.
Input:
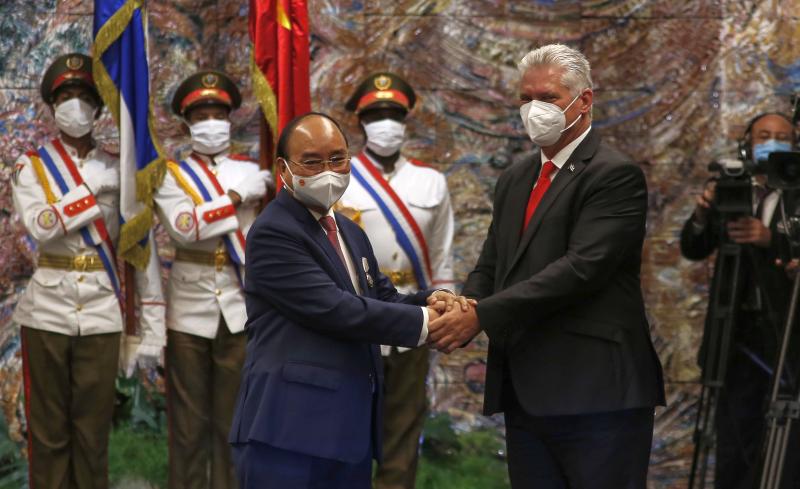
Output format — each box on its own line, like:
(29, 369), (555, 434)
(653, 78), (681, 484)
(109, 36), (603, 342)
(93, 0), (165, 268)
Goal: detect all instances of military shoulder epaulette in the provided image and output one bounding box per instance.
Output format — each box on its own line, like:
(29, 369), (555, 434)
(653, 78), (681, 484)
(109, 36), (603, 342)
(408, 158), (436, 170)
(227, 153), (256, 162)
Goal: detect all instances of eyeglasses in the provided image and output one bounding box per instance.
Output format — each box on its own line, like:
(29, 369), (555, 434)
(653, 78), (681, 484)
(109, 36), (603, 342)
(284, 155), (351, 173)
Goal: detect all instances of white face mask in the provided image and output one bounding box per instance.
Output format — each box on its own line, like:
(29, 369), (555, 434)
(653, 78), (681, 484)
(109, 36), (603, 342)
(362, 119), (406, 157)
(519, 93), (583, 147)
(189, 119), (231, 155)
(284, 164), (351, 211)
(54, 98), (96, 138)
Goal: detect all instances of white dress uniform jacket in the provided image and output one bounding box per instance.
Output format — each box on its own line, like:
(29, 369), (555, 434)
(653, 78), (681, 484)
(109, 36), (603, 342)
(339, 153), (455, 354)
(11, 138), (165, 346)
(154, 152), (261, 339)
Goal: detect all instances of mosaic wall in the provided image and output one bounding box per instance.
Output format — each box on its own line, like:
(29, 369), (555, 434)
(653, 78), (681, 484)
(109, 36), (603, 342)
(1, 0), (800, 486)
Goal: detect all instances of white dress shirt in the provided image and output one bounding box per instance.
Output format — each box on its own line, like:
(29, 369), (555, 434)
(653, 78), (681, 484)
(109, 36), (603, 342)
(536, 125), (593, 190)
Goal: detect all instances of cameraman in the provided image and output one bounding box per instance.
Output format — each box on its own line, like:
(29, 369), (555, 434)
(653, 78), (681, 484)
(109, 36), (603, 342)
(681, 112), (799, 489)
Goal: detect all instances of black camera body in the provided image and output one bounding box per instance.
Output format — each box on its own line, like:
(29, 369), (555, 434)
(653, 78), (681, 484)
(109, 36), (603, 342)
(766, 151), (800, 254)
(709, 158), (755, 217)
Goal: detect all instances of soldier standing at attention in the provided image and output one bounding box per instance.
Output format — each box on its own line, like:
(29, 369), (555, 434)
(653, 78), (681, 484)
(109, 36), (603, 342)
(11, 53), (166, 489)
(340, 72), (456, 489)
(153, 70), (272, 489)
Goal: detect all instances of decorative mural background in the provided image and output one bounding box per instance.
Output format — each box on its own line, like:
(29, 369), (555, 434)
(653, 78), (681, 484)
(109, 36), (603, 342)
(1, 0), (799, 486)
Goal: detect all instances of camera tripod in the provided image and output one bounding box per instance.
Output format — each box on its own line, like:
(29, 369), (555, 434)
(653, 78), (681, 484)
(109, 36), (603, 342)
(689, 228), (799, 488)
(688, 239), (748, 489)
(757, 228), (800, 489)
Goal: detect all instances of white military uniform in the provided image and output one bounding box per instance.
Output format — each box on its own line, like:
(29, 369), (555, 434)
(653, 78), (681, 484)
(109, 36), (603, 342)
(339, 152), (455, 355)
(11, 137), (165, 344)
(154, 151), (261, 339)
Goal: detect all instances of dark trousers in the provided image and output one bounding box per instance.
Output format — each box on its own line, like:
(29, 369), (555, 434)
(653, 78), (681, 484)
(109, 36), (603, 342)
(232, 440), (372, 489)
(166, 323), (246, 489)
(21, 326), (120, 489)
(715, 330), (800, 489)
(374, 346), (429, 489)
(503, 385), (654, 489)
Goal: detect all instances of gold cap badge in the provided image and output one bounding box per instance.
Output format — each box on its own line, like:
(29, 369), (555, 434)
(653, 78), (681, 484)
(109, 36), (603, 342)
(66, 56), (84, 71)
(201, 73), (219, 88)
(374, 75), (391, 91)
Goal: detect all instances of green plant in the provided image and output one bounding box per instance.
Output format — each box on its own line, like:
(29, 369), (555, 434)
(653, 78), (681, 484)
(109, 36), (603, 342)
(108, 423), (168, 487)
(0, 414), (28, 489)
(417, 413), (508, 489)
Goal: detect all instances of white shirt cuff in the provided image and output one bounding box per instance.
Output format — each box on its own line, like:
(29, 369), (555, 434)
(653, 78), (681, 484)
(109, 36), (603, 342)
(691, 219), (706, 234)
(418, 306), (429, 346)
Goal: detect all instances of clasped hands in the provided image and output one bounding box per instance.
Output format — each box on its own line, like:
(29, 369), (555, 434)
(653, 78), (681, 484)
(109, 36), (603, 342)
(424, 291), (481, 354)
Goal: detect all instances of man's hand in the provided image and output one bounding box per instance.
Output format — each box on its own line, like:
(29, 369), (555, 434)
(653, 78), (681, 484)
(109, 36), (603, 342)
(777, 258), (800, 280)
(727, 216), (771, 248)
(83, 167), (119, 195)
(693, 180), (716, 226)
(120, 336), (163, 377)
(228, 189), (243, 208)
(428, 305), (481, 354)
(426, 290), (476, 314)
(229, 170), (272, 206)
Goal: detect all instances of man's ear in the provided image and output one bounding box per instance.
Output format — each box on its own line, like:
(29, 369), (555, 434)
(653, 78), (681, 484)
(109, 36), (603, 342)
(580, 89), (593, 114)
(277, 158), (291, 189)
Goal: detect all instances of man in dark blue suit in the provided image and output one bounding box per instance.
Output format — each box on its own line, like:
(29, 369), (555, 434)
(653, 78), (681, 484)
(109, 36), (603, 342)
(229, 113), (457, 488)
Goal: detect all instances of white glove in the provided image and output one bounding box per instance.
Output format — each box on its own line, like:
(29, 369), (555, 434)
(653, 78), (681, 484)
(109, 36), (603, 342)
(121, 335), (164, 377)
(229, 170), (272, 203)
(83, 167), (119, 195)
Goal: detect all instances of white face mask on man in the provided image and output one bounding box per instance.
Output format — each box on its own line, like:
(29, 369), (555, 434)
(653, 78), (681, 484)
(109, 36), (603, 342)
(362, 119), (406, 157)
(188, 119), (231, 155)
(54, 98), (96, 138)
(519, 93), (583, 147)
(283, 163), (351, 211)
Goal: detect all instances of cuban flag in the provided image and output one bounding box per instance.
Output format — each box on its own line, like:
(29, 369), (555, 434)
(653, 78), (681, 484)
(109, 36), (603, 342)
(93, 0), (165, 269)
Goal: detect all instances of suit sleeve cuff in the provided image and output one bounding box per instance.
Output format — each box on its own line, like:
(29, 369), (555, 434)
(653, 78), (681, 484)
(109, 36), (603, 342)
(418, 306), (429, 346)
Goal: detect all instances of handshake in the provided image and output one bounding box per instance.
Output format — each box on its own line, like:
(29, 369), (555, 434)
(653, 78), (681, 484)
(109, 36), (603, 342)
(424, 290), (481, 354)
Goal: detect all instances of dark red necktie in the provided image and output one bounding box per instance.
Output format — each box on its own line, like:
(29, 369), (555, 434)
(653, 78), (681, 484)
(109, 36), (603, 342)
(319, 215), (347, 265)
(523, 161), (558, 231)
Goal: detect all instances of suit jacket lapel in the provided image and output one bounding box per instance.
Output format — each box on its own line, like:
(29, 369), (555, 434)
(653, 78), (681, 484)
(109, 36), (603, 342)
(307, 222), (358, 295)
(503, 129), (599, 283)
(501, 152), (540, 270)
(278, 191), (357, 294)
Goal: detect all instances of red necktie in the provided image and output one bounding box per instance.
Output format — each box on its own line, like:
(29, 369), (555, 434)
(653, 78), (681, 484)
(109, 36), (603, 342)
(523, 161), (558, 231)
(319, 215), (347, 265)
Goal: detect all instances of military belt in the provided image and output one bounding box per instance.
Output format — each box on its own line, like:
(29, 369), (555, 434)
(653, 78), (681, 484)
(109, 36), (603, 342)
(175, 248), (232, 271)
(38, 253), (106, 272)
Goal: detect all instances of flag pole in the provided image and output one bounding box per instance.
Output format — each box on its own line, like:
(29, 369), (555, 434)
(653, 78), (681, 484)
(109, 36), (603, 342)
(259, 108), (276, 204)
(124, 263), (136, 335)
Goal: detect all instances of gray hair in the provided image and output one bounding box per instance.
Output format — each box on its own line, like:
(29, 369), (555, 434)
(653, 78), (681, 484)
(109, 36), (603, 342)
(518, 44), (593, 96)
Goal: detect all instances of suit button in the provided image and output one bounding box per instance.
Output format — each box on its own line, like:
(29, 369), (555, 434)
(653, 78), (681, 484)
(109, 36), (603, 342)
(215, 289), (221, 296)
(77, 275), (84, 282)
(76, 304), (83, 311)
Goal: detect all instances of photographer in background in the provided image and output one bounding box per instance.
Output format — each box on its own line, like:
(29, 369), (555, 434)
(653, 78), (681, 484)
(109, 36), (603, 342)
(681, 112), (799, 489)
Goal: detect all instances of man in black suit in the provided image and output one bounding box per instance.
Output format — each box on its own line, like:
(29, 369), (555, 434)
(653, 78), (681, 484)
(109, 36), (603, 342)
(680, 112), (799, 489)
(427, 44), (665, 488)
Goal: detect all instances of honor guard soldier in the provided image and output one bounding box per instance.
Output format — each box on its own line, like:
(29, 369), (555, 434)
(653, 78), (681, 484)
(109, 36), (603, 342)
(153, 71), (272, 488)
(11, 53), (166, 489)
(340, 73), (456, 489)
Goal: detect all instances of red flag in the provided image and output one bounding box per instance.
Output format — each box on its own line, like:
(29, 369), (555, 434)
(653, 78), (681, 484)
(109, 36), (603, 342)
(250, 0), (311, 181)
